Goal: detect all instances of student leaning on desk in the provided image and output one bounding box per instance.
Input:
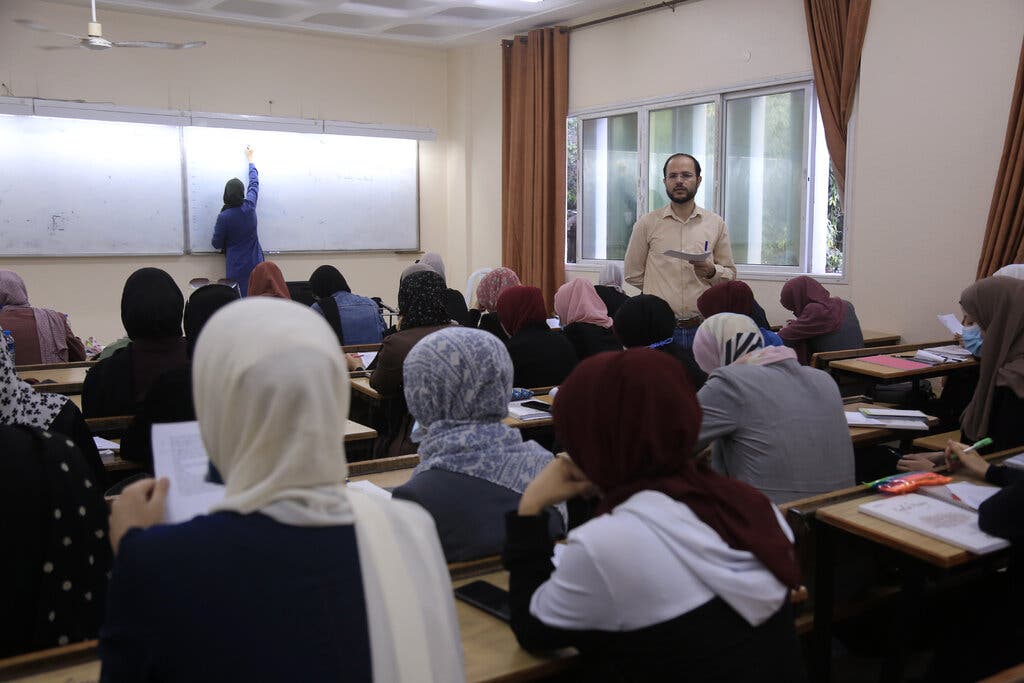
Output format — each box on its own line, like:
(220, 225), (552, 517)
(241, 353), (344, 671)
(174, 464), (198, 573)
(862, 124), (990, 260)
(503, 348), (806, 681)
(899, 276), (1024, 471)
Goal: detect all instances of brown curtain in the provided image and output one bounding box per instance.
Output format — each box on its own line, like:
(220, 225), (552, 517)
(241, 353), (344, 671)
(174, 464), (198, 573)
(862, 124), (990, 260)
(977, 34), (1024, 278)
(803, 0), (872, 201)
(501, 28), (569, 310)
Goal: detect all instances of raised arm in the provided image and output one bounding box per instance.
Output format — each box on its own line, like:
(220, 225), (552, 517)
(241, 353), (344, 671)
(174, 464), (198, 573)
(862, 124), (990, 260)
(244, 146), (259, 209)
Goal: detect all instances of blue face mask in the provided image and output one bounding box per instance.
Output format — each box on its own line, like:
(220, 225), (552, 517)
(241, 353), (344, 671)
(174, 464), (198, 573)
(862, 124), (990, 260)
(962, 324), (983, 357)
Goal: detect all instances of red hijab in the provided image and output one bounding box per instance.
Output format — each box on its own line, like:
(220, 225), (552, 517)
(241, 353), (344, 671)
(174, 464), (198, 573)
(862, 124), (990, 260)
(496, 286), (548, 336)
(247, 262), (291, 300)
(778, 276), (845, 363)
(553, 348), (801, 589)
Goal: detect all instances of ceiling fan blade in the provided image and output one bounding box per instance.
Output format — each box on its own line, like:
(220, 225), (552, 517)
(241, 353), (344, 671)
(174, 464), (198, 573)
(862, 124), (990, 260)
(56, 32), (88, 40)
(112, 40), (206, 49)
(39, 45), (80, 51)
(14, 18), (52, 32)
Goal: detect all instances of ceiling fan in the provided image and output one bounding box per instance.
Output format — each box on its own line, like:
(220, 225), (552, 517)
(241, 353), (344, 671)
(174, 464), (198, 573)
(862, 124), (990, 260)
(15, 0), (205, 51)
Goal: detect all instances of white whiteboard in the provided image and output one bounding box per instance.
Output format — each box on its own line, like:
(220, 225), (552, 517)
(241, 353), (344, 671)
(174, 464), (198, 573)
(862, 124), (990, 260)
(0, 115), (185, 255)
(185, 127), (419, 253)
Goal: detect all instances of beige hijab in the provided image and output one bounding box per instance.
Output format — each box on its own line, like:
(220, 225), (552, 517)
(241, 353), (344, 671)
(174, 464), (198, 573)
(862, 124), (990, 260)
(192, 298), (464, 682)
(959, 276), (1024, 440)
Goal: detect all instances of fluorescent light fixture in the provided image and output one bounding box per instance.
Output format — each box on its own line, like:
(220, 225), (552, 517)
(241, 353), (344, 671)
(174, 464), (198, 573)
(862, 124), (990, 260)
(32, 99), (189, 126)
(190, 112), (323, 134)
(0, 97), (33, 115)
(323, 120), (436, 141)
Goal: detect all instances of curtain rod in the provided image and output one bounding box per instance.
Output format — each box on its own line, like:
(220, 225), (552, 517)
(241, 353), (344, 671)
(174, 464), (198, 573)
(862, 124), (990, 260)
(563, 0), (693, 33)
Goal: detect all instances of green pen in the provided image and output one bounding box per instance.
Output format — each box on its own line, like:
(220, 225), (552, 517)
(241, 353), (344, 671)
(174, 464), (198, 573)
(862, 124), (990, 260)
(948, 437), (993, 461)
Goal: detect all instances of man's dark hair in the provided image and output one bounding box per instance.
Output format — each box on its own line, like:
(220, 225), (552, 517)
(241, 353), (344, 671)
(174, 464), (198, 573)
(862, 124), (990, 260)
(662, 153), (702, 179)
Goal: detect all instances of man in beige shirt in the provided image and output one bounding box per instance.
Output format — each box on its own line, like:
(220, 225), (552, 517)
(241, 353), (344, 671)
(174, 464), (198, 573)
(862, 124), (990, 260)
(624, 153), (736, 347)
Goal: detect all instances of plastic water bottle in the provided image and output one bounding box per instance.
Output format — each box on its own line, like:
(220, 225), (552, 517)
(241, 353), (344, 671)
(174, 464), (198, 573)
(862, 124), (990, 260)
(2, 329), (14, 365)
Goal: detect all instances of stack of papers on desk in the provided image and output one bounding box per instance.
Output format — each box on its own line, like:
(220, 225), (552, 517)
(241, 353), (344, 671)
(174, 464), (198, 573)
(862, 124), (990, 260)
(508, 401), (550, 422)
(846, 409), (929, 430)
(859, 494), (1009, 554)
(913, 346), (972, 364)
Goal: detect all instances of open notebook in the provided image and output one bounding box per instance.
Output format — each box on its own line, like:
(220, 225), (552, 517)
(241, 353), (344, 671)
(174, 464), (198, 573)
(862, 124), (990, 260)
(859, 494), (1009, 555)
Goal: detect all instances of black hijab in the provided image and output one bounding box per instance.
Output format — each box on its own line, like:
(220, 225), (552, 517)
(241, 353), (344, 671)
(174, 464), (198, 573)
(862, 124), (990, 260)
(310, 265), (352, 345)
(120, 268), (184, 341)
(398, 271), (449, 330)
(221, 178), (244, 212)
(184, 284), (240, 358)
(613, 294), (675, 348)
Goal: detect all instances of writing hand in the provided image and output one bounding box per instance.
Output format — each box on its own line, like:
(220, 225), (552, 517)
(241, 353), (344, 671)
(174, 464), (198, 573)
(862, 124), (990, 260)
(109, 477), (169, 554)
(518, 454), (597, 516)
(245, 145), (254, 163)
(945, 441), (989, 479)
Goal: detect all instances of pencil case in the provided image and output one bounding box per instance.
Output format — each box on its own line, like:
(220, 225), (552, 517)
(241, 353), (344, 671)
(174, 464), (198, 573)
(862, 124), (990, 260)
(872, 471), (952, 495)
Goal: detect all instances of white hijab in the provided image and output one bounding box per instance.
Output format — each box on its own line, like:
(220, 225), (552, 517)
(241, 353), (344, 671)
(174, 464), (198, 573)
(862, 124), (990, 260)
(192, 298), (464, 682)
(993, 264), (1024, 280)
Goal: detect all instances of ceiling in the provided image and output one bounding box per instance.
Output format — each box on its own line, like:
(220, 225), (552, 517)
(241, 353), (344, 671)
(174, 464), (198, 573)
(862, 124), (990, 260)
(40, 0), (635, 46)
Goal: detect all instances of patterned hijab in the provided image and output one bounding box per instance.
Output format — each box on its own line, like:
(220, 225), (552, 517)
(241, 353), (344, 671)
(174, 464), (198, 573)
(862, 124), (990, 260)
(247, 262), (291, 300)
(0, 332), (68, 428)
(120, 268), (184, 341)
(476, 268), (521, 312)
(554, 278), (612, 328)
(959, 276), (1024, 440)
(404, 328), (557, 503)
(0, 270), (69, 364)
(693, 313), (765, 374)
(553, 348), (801, 589)
(496, 286), (547, 336)
(398, 270), (449, 329)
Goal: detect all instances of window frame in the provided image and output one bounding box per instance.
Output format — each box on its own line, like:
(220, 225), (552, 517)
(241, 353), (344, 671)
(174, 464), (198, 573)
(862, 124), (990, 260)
(566, 75), (847, 282)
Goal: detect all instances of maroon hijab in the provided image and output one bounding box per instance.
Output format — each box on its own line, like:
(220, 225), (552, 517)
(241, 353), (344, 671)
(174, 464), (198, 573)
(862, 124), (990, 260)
(778, 276), (845, 363)
(496, 286), (548, 337)
(553, 348), (801, 589)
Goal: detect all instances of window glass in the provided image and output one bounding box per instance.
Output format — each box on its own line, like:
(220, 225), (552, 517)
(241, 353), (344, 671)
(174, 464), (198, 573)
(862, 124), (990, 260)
(723, 89), (806, 267)
(581, 113), (638, 261)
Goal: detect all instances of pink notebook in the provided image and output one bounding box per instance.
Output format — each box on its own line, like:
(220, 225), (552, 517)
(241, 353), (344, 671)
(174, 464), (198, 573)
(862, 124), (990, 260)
(859, 355), (930, 370)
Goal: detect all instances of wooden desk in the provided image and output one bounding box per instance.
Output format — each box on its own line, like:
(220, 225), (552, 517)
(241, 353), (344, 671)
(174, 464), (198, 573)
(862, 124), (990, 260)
(0, 571), (578, 683)
(19, 366), (89, 394)
(454, 570), (578, 682)
(912, 429), (961, 452)
(343, 419), (377, 442)
(860, 329), (901, 347)
(502, 393), (554, 429)
(350, 376), (382, 401)
(69, 394), (81, 409)
(349, 466), (414, 489)
(828, 354), (977, 381)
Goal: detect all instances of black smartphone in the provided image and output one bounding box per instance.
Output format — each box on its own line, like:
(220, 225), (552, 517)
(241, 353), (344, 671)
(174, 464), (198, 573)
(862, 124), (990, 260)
(520, 400), (551, 412)
(453, 580), (511, 622)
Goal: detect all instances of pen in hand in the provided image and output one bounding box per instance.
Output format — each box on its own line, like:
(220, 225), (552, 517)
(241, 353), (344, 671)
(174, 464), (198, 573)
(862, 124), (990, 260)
(947, 437), (993, 462)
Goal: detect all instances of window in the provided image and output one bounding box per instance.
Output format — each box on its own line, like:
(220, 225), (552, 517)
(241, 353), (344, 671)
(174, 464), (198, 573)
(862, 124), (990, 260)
(566, 79), (843, 275)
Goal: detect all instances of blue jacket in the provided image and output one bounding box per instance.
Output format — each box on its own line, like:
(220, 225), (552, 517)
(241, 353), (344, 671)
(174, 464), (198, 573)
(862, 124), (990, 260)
(311, 291), (386, 345)
(211, 164), (263, 296)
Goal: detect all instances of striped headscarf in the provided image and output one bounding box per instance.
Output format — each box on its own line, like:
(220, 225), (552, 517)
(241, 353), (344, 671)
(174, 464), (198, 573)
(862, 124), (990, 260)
(693, 313), (764, 374)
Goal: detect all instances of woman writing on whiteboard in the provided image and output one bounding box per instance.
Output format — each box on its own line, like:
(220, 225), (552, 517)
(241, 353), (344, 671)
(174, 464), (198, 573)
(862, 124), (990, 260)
(212, 146), (263, 297)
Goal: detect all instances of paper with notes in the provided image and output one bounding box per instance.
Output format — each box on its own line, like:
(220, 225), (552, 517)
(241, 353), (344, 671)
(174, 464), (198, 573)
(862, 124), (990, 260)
(859, 494), (1009, 554)
(152, 421), (224, 524)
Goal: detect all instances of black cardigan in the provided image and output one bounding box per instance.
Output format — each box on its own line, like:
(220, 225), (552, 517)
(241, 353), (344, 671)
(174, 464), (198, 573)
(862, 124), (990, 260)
(562, 322), (623, 361)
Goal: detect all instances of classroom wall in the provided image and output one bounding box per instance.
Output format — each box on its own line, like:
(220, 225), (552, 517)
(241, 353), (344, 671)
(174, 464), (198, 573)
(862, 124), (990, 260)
(566, 0), (1024, 341)
(0, 0), (476, 341)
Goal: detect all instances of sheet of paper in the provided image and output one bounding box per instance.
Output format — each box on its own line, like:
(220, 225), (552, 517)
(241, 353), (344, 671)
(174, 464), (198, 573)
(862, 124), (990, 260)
(859, 408), (928, 419)
(1004, 453), (1024, 470)
(946, 481), (1001, 510)
(358, 351), (377, 368)
(938, 313), (963, 336)
(346, 480), (392, 499)
(663, 249), (712, 263)
(93, 436), (120, 451)
(546, 317), (561, 329)
(845, 412), (929, 430)
(152, 421), (224, 524)
(859, 494), (1009, 554)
